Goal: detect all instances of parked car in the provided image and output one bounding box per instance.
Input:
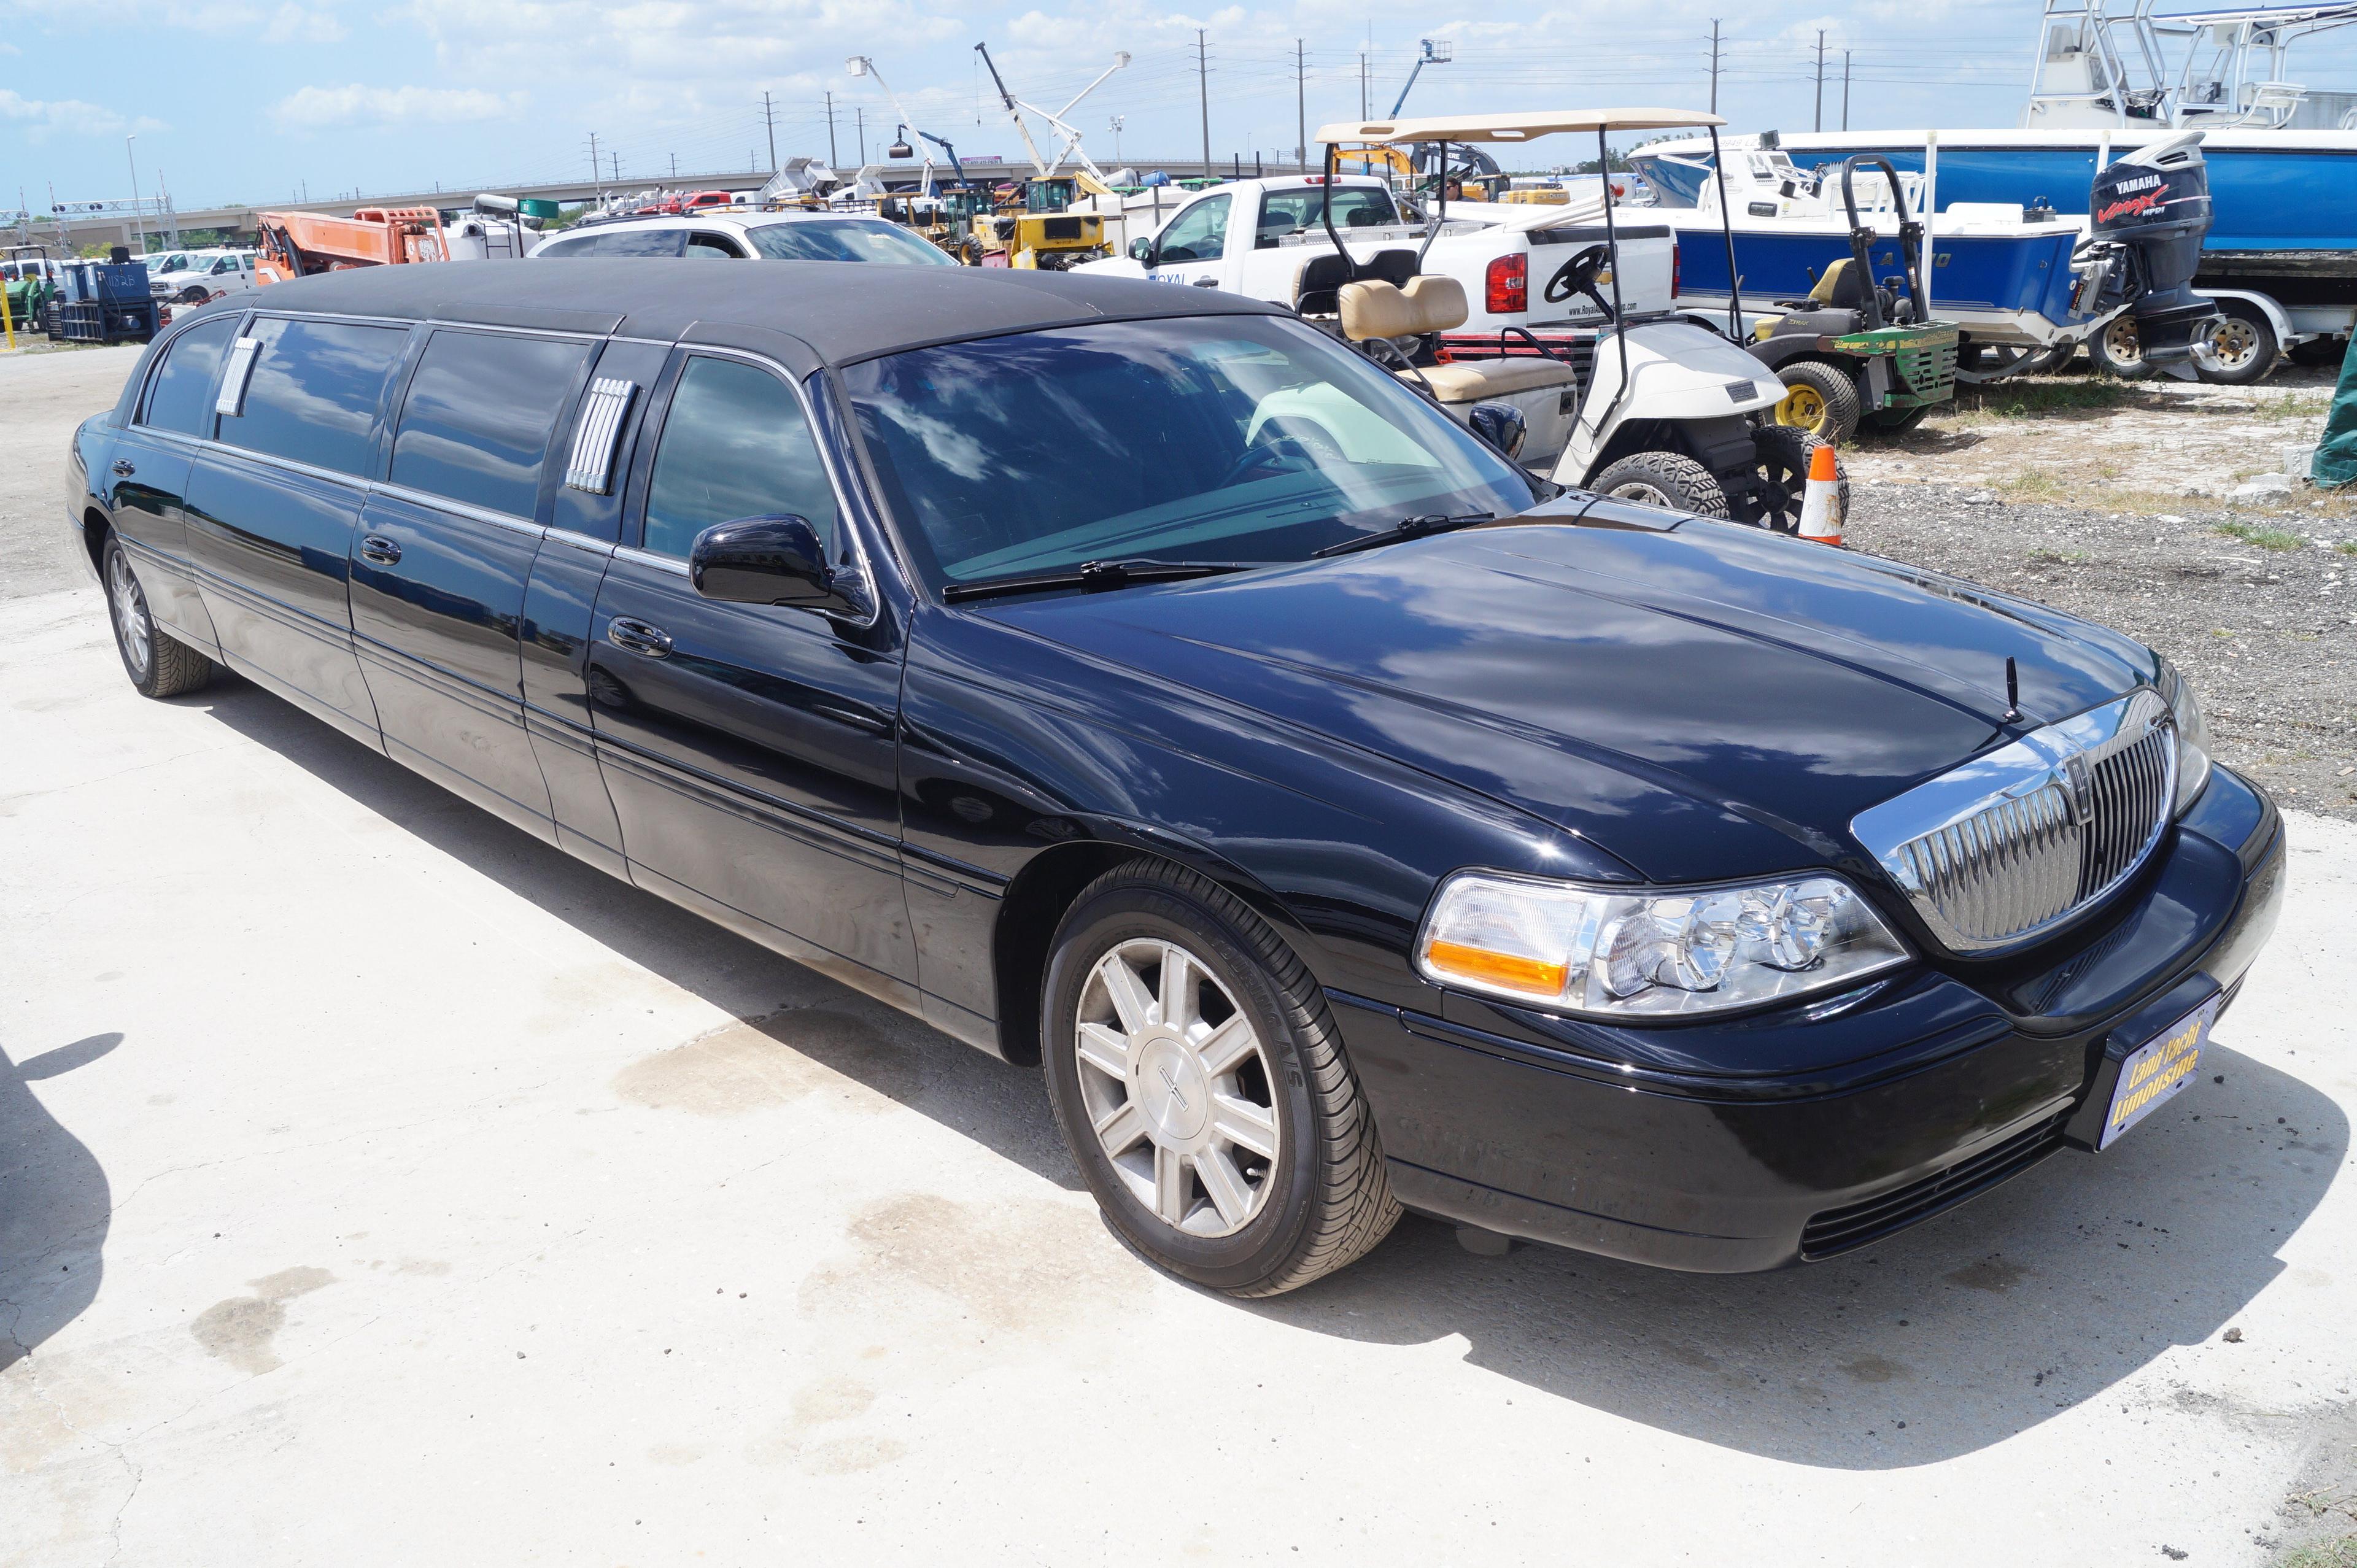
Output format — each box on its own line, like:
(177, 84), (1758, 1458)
(147, 249), (257, 305)
(68, 261), (2282, 1294)
(530, 210), (954, 265)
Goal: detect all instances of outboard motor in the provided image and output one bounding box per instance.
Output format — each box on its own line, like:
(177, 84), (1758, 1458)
(2086, 132), (2220, 374)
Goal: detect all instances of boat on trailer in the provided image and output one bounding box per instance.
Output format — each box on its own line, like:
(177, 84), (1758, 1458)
(1629, 0), (2357, 376)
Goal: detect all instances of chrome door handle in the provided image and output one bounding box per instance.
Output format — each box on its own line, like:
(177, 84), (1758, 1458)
(358, 534), (402, 565)
(606, 617), (673, 658)
(111, 459), (136, 476)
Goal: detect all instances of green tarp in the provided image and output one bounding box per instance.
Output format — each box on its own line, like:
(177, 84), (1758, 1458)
(2319, 331), (2357, 489)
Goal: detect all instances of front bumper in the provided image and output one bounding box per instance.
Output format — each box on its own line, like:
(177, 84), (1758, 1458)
(1339, 764), (2285, 1272)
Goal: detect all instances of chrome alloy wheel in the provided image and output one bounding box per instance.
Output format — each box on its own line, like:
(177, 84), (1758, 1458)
(108, 548), (152, 680)
(1074, 938), (1281, 1238)
(1607, 479), (1677, 508)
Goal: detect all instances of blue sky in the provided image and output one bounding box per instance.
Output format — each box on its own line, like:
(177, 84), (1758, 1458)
(5, 0), (2355, 214)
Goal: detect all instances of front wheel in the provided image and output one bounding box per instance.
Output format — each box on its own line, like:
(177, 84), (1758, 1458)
(1042, 860), (1400, 1296)
(1590, 450), (1730, 517)
(1771, 360), (1862, 443)
(104, 535), (215, 698)
(1727, 425), (1848, 535)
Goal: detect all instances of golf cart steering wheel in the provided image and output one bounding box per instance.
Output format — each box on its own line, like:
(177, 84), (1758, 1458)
(1542, 245), (1613, 318)
(1220, 418), (1346, 487)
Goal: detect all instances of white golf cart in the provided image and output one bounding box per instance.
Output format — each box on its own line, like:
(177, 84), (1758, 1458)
(1307, 110), (1845, 529)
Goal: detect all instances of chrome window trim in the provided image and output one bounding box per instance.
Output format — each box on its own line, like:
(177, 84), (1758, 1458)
(370, 479), (545, 537)
(545, 527), (617, 557)
(612, 544), (690, 577)
(1851, 688), (2177, 955)
(209, 441), (370, 492)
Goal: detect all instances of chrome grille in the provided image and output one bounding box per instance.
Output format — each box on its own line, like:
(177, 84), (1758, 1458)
(1852, 689), (2177, 954)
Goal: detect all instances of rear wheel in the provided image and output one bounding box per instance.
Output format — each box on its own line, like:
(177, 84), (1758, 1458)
(1590, 450), (1729, 517)
(1042, 860), (1400, 1296)
(2191, 303), (2278, 385)
(104, 535), (214, 698)
(1727, 425), (1848, 535)
(1771, 360), (1861, 443)
(2090, 314), (2154, 380)
(2288, 334), (2349, 368)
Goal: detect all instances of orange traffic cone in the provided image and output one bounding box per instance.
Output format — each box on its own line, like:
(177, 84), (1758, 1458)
(1797, 442), (1844, 546)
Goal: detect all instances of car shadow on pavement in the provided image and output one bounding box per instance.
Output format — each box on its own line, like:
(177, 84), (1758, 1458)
(196, 679), (2343, 1470)
(0, 1032), (119, 1370)
(195, 679), (1085, 1194)
(1242, 1038), (2344, 1469)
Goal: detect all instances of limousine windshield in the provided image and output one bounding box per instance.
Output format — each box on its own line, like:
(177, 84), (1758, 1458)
(845, 314), (1538, 588)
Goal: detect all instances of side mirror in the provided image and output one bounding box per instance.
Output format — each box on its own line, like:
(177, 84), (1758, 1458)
(689, 515), (853, 613)
(1466, 401), (1528, 459)
(1129, 235), (1155, 263)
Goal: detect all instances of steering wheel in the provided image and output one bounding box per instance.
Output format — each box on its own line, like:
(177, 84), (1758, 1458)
(1542, 244), (1613, 318)
(1220, 419), (1345, 487)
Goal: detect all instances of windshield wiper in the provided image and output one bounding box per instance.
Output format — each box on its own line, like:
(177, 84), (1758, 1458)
(942, 558), (1254, 604)
(1310, 512), (1496, 559)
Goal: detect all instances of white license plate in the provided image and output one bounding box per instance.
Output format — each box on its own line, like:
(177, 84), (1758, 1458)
(2099, 996), (2219, 1149)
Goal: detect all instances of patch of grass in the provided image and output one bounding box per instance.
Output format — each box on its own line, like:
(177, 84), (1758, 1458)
(2216, 520), (2306, 551)
(1963, 380), (2133, 419)
(2027, 547), (2091, 564)
(1999, 468), (2072, 501)
(2277, 1533), (2357, 1568)
(2258, 389), (2334, 420)
(2338, 541), (2357, 557)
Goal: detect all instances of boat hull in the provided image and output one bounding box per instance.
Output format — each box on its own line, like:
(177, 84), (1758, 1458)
(1635, 132), (2357, 307)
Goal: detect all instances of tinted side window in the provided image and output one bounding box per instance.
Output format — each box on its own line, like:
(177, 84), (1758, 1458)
(684, 233), (745, 258)
(390, 329), (594, 517)
(641, 357), (838, 559)
(219, 317), (411, 477)
(590, 229), (687, 257)
(137, 316), (241, 438)
(537, 234), (600, 257)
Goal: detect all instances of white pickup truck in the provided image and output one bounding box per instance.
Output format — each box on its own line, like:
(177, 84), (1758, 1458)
(1074, 174), (1678, 337)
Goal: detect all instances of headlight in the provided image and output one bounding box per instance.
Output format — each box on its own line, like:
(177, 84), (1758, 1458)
(2159, 658), (2212, 814)
(1415, 870), (1911, 1020)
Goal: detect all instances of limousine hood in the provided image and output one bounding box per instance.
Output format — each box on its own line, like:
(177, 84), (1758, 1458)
(982, 512), (2161, 884)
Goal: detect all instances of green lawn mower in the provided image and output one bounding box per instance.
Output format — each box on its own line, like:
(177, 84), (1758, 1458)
(1743, 156), (1960, 442)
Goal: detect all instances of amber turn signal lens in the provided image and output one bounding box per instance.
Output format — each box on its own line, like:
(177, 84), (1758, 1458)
(1423, 939), (1568, 997)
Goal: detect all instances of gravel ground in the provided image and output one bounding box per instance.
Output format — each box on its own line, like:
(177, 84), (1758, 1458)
(1844, 359), (2357, 821)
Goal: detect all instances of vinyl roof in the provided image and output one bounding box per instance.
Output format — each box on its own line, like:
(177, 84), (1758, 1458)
(236, 258), (1280, 365)
(1317, 109), (1726, 144)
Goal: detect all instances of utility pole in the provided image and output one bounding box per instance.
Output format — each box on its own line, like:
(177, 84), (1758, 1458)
(587, 131), (600, 183)
(670, 153), (678, 180)
(856, 107), (866, 164)
(1843, 51), (1852, 130)
(1295, 39), (1307, 165)
(125, 134), (145, 253)
(1110, 115), (1125, 163)
(761, 91), (778, 173)
(825, 90), (839, 168)
(610, 152), (621, 183)
(1196, 29), (1211, 177)
(1814, 30), (1827, 133)
(1360, 41), (1369, 118)
(1708, 20), (1722, 115)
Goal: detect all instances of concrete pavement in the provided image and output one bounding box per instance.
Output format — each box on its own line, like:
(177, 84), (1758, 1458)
(4, 343), (2353, 1566)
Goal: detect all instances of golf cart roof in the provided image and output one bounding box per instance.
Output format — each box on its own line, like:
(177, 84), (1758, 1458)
(1316, 108), (1725, 145)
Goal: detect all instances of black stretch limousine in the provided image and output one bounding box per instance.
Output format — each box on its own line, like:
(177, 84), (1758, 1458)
(68, 261), (2283, 1293)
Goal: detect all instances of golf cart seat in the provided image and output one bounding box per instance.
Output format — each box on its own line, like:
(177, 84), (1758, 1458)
(1338, 274), (1582, 401)
(1293, 247), (1421, 316)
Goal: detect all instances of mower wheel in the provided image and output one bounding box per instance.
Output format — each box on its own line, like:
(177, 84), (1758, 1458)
(1771, 360), (1861, 443)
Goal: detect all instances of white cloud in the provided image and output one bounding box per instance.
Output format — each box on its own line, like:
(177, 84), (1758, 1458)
(263, 3), (349, 41)
(269, 83), (524, 127)
(0, 89), (168, 141)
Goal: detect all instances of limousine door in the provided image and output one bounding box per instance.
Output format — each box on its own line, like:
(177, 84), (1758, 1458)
(103, 314), (242, 648)
(586, 349), (916, 995)
(349, 326), (597, 842)
(188, 314), (410, 746)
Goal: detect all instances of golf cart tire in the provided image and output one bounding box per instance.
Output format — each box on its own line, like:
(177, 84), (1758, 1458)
(1592, 452), (1729, 518)
(1773, 360), (1862, 443)
(2191, 301), (2278, 386)
(2090, 316), (2154, 380)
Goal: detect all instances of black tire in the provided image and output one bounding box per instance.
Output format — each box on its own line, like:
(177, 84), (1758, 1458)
(1590, 450), (1730, 517)
(1041, 860), (1400, 1296)
(1864, 403), (1933, 434)
(1772, 359), (1862, 443)
(103, 535), (215, 698)
(178, 285), (210, 305)
(2288, 334), (2349, 369)
(2192, 302), (2278, 385)
(2089, 314), (2155, 380)
(1730, 424), (1849, 535)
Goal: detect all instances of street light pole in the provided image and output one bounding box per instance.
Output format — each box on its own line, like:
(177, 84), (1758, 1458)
(125, 134), (146, 253)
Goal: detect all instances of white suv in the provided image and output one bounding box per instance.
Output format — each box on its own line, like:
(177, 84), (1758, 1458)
(149, 250), (257, 304)
(529, 209), (954, 265)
